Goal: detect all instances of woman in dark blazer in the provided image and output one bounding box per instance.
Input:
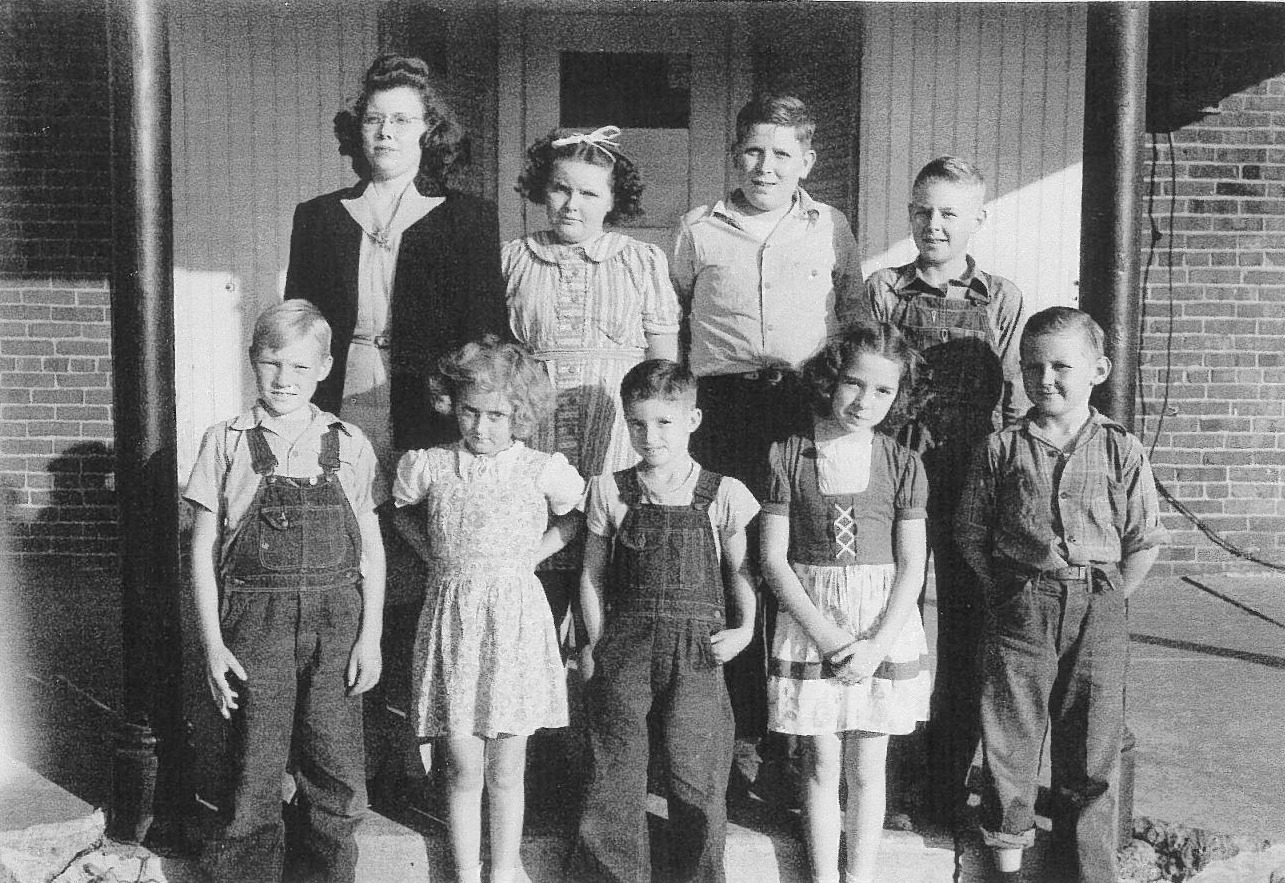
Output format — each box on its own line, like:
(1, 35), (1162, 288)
(285, 54), (505, 457)
(284, 53), (506, 808)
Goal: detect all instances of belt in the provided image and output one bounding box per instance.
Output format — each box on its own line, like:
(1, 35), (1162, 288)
(351, 334), (390, 350)
(999, 562), (1095, 581)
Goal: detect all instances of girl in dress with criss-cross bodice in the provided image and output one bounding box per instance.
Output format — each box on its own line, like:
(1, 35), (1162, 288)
(760, 323), (933, 883)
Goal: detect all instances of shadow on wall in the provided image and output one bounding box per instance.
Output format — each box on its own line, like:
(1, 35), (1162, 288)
(1, 441), (122, 809)
(1149, 3), (1285, 133)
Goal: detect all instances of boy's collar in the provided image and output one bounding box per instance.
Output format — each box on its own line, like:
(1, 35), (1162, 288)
(230, 403), (348, 436)
(893, 255), (992, 303)
(1018, 406), (1124, 444)
(712, 187), (819, 227)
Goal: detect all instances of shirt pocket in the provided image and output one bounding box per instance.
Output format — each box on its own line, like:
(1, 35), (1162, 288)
(997, 465), (1044, 529)
(1086, 471), (1125, 537)
(696, 261), (757, 320)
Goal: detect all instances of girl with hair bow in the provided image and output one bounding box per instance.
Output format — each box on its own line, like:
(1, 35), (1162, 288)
(503, 127), (681, 657)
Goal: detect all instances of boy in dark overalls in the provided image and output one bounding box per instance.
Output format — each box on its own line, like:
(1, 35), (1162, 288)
(864, 157), (1027, 824)
(186, 300), (386, 883)
(571, 360), (759, 883)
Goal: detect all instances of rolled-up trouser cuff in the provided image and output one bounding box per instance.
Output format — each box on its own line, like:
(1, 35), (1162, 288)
(980, 825), (1036, 850)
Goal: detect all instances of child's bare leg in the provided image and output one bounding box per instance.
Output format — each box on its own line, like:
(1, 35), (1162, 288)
(800, 733), (843, 883)
(443, 735), (486, 881)
(841, 732), (889, 883)
(485, 734), (529, 883)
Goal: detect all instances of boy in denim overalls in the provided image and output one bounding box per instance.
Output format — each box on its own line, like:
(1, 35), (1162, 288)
(955, 307), (1165, 882)
(186, 300), (386, 883)
(865, 157), (1027, 823)
(572, 360), (759, 883)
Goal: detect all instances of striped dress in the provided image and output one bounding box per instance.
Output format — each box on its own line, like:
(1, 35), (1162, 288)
(504, 230), (681, 568)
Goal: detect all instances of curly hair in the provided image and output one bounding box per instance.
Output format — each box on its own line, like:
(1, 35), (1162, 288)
(800, 322), (923, 430)
(430, 335), (554, 442)
(333, 54), (471, 195)
(514, 128), (645, 224)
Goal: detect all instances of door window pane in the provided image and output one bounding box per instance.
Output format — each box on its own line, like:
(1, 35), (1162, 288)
(559, 52), (691, 129)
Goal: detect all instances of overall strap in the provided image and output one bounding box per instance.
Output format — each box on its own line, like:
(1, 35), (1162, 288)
(614, 467), (641, 507)
(689, 469), (721, 512)
(245, 426), (277, 476)
(320, 423), (343, 475)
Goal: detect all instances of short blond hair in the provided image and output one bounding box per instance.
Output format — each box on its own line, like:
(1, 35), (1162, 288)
(250, 300), (332, 359)
(912, 156), (986, 196)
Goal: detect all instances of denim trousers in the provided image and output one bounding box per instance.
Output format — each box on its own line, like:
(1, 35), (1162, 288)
(203, 585), (367, 883)
(575, 614), (734, 883)
(978, 569), (1127, 883)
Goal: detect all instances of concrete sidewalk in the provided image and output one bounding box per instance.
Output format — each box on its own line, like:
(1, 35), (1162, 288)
(1, 563), (1282, 881)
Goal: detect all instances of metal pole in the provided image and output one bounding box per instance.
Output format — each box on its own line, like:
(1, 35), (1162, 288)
(106, 0), (184, 843)
(1080, 2), (1149, 425)
(1078, 1), (1149, 851)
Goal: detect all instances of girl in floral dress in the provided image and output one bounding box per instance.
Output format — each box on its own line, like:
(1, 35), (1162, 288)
(760, 323), (932, 883)
(392, 336), (584, 883)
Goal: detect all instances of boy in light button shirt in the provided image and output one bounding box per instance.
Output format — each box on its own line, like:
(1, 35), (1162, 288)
(671, 92), (865, 783)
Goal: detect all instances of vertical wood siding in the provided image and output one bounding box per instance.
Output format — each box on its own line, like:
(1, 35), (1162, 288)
(749, 6), (862, 219)
(170, 2), (377, 479)
(858, 4), (1086, 316)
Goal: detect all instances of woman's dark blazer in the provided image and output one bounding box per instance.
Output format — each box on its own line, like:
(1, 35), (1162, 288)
(284, 185), (507, 451)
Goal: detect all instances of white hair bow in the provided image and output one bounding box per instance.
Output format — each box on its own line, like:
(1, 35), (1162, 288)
(551, 125), (623, 161)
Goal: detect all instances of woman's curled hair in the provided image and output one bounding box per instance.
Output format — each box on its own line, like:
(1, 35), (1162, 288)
(333, 54), (471, 195)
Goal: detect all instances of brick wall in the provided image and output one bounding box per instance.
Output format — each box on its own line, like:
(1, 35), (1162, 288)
(1142, 6), (1285, 575)
(0, 0), (117, 566)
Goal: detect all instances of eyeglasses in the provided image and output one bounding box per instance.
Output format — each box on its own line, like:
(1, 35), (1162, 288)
(361, 113), (424, 130)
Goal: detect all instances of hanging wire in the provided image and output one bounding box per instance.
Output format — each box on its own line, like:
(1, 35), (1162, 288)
(1140, 130), (1285, 573)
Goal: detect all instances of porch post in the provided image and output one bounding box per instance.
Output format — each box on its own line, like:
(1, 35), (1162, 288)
(1080, 1), (1149, 425)
(1078, 1), (1149, 851)
(106, 0), (184, 841)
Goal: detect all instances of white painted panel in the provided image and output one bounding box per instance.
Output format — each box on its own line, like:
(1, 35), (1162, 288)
(858, 5), (1086, 317)
(169, 1), (378, 481)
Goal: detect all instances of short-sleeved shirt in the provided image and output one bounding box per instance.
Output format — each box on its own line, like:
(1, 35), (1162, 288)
(765, 431), (927, 566)
(393, 440), (584, 516)
(184, 403), (387, 563)
(866, 257), (1028, 426)
(672, 188), (865, 377)
(954, 409), (1168, 573)
(585, 463), (760, 558)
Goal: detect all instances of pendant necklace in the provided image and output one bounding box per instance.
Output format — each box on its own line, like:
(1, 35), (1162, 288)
(366, 181), (412, 251)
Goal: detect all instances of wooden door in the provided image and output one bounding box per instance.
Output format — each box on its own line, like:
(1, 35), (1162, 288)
(499, 10), (742, 249)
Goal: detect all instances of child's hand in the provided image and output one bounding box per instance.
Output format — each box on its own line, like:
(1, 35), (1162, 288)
(205, 645), (248, 719)
(578, 644), (596, 682)
(832, 640), (883, 686)
(347, 634), (382, 695)
(710, 625), (753, 664)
